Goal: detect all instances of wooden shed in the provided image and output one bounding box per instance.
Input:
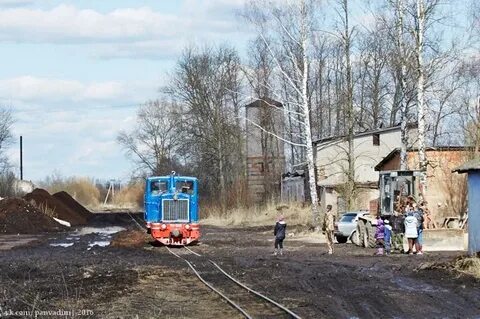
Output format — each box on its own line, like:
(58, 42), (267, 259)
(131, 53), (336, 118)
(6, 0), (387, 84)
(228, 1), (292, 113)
(454, 158), (480, 256)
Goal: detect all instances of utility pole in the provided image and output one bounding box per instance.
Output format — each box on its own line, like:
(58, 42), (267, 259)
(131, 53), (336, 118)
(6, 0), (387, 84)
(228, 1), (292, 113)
(20, 136), (23, 180)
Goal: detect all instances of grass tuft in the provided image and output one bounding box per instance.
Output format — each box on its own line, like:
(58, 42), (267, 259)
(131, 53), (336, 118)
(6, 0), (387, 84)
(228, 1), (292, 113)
(454, 257), (480, 279)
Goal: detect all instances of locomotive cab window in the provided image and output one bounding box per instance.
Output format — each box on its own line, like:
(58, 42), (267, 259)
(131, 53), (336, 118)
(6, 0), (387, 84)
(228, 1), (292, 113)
(176, 181), (194, 195)
(151, 181), (167, 195)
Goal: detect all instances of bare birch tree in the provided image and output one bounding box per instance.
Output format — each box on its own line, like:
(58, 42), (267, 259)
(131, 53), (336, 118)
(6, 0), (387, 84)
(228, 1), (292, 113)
(336, 0), (356, 210)
(413, 0), (428, 197)
(393, 0), (411, 170)
(243, 0), (321, 220)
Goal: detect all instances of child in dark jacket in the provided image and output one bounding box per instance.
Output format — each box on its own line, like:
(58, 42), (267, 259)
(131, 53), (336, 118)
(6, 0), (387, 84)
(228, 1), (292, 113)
(273, 216), (287, 256)
(374, 216), (385, 255)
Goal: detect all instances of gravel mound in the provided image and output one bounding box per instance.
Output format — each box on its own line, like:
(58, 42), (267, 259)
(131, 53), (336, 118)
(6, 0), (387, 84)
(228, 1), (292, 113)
(23, 189), (88, 226)
(0, 198), (66, 234)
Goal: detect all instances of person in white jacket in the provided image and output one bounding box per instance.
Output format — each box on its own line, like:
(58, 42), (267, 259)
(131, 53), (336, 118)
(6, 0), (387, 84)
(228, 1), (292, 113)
(404, 210), (419, 255)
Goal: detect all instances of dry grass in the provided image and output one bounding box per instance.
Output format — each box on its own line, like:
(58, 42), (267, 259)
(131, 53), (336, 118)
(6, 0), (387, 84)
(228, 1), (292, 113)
(36, 201), (57, 219)
(111, 182), (144, 209)
(454, 257), (480, 279)
(201, 202), (313, 227)
(41, 176), (100, 207)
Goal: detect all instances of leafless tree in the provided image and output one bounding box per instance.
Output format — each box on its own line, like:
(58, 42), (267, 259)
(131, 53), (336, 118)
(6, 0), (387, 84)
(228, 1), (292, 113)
(243, 0), (322, 221)
(117, 100), (183, 176)
(457, 60), (480, 153)
(166, 45), (244, 211)
(0, 108), (13, 169)
(0, 107), (15, 197)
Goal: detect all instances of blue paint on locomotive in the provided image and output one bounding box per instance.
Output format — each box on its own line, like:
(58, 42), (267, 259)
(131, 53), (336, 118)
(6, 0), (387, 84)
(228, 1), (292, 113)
(144, 174), (199, 223)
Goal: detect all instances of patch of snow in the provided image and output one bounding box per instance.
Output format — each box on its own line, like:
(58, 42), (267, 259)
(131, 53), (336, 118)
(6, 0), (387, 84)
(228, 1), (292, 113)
(53, 217), (71, 227)
(50, 243), (74, 248)
(75, 227), (125, 236)
(87, 241), (111, 250)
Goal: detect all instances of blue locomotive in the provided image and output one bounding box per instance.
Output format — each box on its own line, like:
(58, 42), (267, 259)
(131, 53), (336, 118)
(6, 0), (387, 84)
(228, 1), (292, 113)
(144, 172), (200, 245)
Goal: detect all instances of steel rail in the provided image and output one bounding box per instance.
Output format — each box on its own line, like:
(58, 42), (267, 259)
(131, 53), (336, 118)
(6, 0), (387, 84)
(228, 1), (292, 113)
(184, 245), (202, 256)
(129, 214), (302, 319)
(166, 247), (253, 319)
(127, 212), (146, 231)
(209, 260), (302, 319)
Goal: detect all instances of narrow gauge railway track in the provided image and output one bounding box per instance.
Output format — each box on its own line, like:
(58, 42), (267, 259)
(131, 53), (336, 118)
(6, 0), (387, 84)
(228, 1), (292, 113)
(127, 212), (301, 319)
(166, 246), (301, 319)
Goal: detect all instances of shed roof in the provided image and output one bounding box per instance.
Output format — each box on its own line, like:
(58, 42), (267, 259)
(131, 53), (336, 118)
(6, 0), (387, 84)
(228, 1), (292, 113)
(453, 157), (480, 173)
(375, 146), (470, 171)
(313, 123), (419, 145)
(245, 98), (283, 108)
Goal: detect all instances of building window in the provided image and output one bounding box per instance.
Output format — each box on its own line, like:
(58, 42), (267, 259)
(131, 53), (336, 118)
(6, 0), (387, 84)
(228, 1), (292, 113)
(256, 162), (264, 173)
(373, 133), (380, 146)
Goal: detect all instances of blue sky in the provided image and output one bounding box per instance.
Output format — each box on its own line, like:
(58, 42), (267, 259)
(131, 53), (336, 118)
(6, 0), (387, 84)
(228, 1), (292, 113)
(0, 0), (251, 183)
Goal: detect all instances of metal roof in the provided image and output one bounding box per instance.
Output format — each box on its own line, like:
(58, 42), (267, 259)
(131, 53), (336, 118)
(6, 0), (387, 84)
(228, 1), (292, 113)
(453, 157), (480, 173)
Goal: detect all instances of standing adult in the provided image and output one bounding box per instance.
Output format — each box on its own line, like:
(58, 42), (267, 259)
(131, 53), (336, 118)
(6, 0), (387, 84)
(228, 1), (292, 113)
(404, 210), (419, 255)
(413, 203), (424, 254)
(390, 208), (406, 253)
(323, 205), (336, 255)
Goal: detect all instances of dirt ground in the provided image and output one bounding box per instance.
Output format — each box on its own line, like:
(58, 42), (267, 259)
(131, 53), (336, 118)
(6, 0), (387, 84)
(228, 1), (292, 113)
(0, 212), (479, 319)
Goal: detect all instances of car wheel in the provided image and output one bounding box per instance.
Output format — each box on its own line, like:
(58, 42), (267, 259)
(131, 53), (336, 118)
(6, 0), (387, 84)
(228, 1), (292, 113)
(336, 235), (348, 244)
(350, 230), (360, 245)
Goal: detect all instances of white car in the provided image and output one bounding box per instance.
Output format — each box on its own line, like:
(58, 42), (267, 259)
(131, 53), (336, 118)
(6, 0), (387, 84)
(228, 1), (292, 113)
(334, 211), (369, 244)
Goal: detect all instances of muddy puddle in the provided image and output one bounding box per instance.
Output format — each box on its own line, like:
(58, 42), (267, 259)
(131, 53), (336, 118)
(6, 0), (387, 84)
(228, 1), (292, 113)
(49, 226), (125, 249)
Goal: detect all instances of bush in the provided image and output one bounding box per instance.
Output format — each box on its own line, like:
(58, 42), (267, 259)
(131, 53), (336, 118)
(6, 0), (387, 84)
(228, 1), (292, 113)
(0, 170), (15, 198)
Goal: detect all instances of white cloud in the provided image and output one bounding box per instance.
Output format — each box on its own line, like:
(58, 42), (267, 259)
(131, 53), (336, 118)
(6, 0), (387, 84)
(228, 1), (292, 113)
(0, 76), (83, 101)
(0, 5), (171, 42)
(8, 104), (138, 181)
(0, 4), (244, 43)
(0, 76), (155, 104)
(0, 3), (250, 59)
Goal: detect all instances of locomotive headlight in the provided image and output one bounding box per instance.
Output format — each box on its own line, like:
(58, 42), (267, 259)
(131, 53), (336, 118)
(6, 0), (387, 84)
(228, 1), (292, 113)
(185, 224), (191, 230)
(161, 224), (167, 230)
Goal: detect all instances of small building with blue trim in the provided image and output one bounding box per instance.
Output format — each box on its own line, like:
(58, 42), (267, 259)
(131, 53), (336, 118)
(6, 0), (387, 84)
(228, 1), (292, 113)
(454, 158), (480, 256)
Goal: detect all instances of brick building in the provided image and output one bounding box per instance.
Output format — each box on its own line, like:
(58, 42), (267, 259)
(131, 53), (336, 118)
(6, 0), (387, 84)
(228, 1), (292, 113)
(375, 147), (470, 219)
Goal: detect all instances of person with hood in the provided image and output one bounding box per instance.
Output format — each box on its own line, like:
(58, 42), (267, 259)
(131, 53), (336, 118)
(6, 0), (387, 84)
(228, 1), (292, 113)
(273, 215), (287, 256)
(374, 216), (385, 255)
(413, 203), (424, 255)
(404, 210), (419, 254)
